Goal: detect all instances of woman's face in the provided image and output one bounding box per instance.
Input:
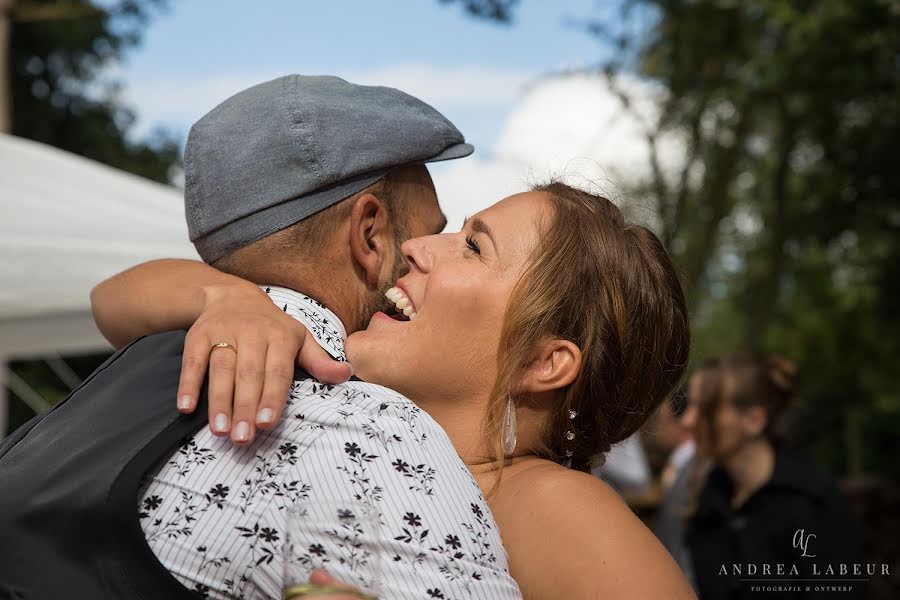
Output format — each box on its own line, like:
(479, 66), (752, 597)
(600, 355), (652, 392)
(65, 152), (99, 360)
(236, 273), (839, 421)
(345, 191), (550, 402)
(685, 373), (753, 461)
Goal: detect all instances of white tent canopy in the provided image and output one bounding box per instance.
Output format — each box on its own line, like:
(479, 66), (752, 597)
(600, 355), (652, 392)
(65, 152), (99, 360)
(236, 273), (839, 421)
(0, 133), (198, 435)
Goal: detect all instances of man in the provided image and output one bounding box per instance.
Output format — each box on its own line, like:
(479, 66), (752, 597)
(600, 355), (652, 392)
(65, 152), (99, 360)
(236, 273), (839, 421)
(0, 76), (521, 599)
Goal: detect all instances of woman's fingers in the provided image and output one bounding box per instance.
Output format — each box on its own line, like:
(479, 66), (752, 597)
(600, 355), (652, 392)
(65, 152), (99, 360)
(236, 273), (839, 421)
(230, 335), (269, 444)
(176, 329), (211, 414)
(298, 333), (353, 385)
(289, 570), (366, 599)
(255, 338), (300, 430)
(178, 308), (350, 441)
(207, 342), (237, 436)
(308, 569), (344, 586)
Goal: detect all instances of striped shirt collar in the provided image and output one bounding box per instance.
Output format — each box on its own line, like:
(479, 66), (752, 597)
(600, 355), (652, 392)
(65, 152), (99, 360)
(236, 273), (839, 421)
(260, 285), (347, 362)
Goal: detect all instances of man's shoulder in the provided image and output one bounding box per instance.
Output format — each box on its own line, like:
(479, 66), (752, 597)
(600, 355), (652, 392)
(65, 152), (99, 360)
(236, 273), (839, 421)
(287, 380), (431, 421)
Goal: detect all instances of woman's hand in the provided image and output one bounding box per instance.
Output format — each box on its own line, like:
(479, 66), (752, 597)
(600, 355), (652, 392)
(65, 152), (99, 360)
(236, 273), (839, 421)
(177, 282), (352, 445)
(284, 569), (372, 599)
(90, 259), (352, 444)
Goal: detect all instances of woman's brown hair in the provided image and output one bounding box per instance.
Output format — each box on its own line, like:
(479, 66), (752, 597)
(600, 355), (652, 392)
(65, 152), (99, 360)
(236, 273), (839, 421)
(484, 181), (691, 472)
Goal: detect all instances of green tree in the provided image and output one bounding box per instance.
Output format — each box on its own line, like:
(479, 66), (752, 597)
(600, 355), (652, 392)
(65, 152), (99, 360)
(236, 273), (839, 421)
(8, 0), (179, 181)
(5, 0), (179, 433)
(438, 0), (518, 22)
(450, 0), (900, 478)
(628, 0), (899, 477)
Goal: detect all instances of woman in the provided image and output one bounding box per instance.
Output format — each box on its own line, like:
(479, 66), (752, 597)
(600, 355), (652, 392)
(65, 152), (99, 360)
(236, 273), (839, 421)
(93, 182), (696, 599)
(682, 355), (866, 599)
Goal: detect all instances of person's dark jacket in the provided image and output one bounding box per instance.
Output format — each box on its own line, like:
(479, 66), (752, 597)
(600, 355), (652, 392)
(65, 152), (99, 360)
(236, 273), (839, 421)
(686, 444), (866, 600)
(0, 332), (208, 599)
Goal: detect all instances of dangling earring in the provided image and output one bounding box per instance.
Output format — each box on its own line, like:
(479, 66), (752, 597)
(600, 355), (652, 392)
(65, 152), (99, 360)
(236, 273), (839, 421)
(502, 396), (517, 456)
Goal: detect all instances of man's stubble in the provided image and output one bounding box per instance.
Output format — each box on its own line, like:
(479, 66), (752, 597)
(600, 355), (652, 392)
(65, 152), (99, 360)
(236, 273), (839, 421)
(353, 238), (409, 332)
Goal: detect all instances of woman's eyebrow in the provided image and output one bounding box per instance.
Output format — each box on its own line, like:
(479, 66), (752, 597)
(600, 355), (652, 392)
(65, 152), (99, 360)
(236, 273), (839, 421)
(463, 215), (499, 254)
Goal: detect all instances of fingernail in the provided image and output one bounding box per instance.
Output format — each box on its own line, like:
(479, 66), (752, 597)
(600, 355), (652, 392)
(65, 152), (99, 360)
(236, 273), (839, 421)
(345, 362), (355, 377)
(233, 421), (250, 442)
(177, 395), (192, 410)
(213, 413), (229, 433)
(257, 408), (274, 424)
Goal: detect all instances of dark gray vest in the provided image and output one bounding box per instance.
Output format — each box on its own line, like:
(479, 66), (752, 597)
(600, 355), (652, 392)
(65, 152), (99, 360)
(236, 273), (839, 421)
(0, 332), (209, 599)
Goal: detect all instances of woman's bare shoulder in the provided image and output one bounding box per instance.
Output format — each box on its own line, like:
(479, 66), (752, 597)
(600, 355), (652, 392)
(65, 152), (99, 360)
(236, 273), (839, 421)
(497, 458), (633, 528)
(493, 459), (696, 599)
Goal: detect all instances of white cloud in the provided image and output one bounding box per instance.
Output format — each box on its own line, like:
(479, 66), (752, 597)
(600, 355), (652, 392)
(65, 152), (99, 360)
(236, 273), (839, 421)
(115, 64), (681, 233)
(116, 64), (535, 139)
(431, 72), (685, 232)
(344, 64), (533, 109)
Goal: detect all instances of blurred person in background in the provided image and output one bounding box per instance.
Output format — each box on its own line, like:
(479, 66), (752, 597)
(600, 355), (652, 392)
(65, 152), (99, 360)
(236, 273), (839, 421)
(648, 388), (698, 590)
(683, 354), (865, 599)
(593, 432), (653, 496)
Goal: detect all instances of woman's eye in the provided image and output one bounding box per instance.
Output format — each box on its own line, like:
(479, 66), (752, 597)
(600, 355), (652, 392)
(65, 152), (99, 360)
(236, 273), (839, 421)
(465, 236), (481, 255)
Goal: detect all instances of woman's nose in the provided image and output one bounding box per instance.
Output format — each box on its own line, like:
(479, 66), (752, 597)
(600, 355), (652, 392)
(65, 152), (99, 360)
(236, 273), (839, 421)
(681, 404), (697, 430)
(401, 236), (433, 273)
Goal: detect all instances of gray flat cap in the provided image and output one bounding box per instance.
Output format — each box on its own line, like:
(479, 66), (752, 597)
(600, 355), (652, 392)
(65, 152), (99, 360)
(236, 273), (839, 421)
(184, 74), (474, 263)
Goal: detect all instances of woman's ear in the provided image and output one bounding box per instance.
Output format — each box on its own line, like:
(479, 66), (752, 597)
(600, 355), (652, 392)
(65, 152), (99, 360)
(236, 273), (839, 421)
(349, 192), (390, 287)
(515, 339), (582, 395)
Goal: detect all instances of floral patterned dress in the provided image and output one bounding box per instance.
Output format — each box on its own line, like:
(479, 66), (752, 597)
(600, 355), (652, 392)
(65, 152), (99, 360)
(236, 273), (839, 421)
(139, 286), (522, 600)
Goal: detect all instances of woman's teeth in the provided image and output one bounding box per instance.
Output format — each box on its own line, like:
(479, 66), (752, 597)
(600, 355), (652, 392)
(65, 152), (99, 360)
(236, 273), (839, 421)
(385, 286), (417, 320)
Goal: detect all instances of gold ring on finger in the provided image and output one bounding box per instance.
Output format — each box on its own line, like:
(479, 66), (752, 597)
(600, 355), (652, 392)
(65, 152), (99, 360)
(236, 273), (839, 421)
(282, 584), (376, 599)
(209, 341), (237, 355)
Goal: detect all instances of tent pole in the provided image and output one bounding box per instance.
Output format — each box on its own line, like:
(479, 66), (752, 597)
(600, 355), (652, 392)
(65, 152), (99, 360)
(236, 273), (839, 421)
(0, 357), (8, 439)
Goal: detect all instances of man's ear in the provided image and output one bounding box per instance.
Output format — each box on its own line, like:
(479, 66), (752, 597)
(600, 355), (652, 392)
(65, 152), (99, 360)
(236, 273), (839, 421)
(348, 192), (391, 287)
(514, 339), (582, 395)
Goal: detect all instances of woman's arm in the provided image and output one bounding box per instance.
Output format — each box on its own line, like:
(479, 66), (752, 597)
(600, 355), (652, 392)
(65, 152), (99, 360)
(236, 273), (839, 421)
(499, 464), (697, 599)
(90, 258), (250, 348)
(90, 259), (351, 444)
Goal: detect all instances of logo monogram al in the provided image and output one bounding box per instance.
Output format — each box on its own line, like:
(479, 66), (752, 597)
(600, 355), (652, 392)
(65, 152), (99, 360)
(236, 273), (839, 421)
(792, 529), (817, 558)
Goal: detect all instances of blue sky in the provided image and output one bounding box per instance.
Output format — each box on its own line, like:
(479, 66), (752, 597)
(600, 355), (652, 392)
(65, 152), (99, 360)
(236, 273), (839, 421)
(105, 0), (668, 231)
(113, 0), (611, 151)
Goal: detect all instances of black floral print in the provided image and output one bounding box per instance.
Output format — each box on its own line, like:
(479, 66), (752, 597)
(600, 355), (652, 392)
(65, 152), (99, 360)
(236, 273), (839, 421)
(238, 442), (300, 512)
(391, 457), (437, 496)
(139, 494), (163, 520)
(168, 438), (216, 477)
(265, 286), (347, 361)
(363, 418), (403, 447)
(197, 545), (232, 572)
(138, 288), (521, 599)
(462, 502), (499, 565)
(336, 439), (384, 504)
(144, 484), (230, 542)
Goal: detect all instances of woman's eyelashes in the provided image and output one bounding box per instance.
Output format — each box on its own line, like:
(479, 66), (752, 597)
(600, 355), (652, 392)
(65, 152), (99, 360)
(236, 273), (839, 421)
(465, 235), (482, 256)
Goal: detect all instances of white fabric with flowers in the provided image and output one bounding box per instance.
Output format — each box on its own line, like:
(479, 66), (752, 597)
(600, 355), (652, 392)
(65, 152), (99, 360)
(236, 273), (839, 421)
(139, 286), (521, 600)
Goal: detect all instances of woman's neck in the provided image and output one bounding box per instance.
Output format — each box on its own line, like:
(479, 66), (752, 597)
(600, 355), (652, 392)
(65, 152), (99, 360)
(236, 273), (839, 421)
(413, 391), (545, 479)
(722, 438), (775, 508)
(418, 395), (496, 466)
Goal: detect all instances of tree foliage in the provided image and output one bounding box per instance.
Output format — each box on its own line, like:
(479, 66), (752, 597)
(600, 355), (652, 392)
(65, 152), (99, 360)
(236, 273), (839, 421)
(437, 0), (519, 23)
(9, 0), (179, 181)
(451, 0), (900, 477)
(6, 0), (178, 433)
(629, 0), (899, 477)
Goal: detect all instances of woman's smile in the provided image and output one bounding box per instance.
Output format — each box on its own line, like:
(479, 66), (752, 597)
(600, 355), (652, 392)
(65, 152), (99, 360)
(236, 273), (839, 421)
(385, 284), (418, 320)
